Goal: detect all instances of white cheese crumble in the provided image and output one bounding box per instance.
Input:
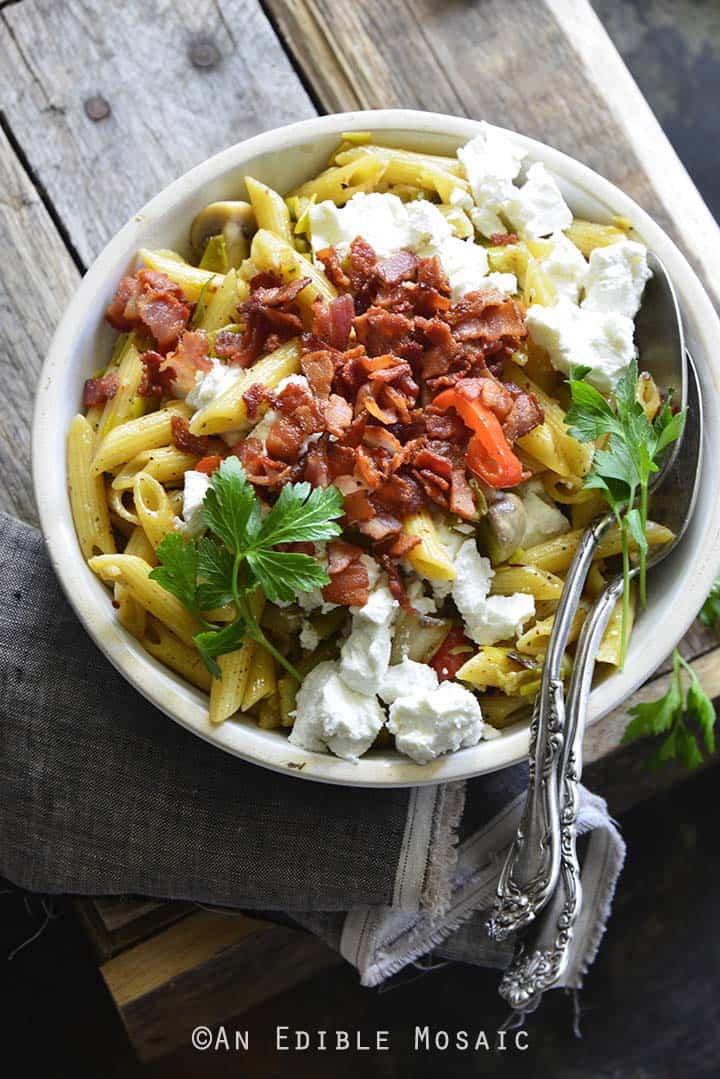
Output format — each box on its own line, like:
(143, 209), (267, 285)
(308, 192), (516, 301)
(379, 656), (439, 705)
(186, 358), (244, 412)
(299, 620), (320, 652)
(288, 660), (385, 762)
(387, 681), (490, 764)
(539, 232), (588, 303)
(452, 539), (535, 646)
(518, 478), (571, 549)
(340, 584), (398, 695)
(181, 470), (211, 537)
(526, 298), (636, 393)
(457, 122), (525, 238)
(581, 240), (652, 320)
(504, 163), (573, 241)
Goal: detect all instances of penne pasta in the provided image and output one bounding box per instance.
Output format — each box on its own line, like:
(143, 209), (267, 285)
(67, 414), (117, 559)
(515, 601), (589, 656)
(133, 472), (180, 549)
(138, 248), (223, 300)
(457, 646), (541, 695)
(506, 361), (594, 478)
(289, 155), (388, 207)
(564, 217), (629, 257)
(96, 336), (146, 442)
(92, 401), (191, 475)
(517, 521), (674, 574)
(479, 694), (530, 729)
(241, 646), (276, 711)
(490, 565), (565, 601)
(195, 268), (247, 332)
(245, 176), (294, 243)
(334, 145), (468, 201)
(189, 338), (301, 437)
(112, 446), (199, 491)
(403, 510), (456, 581)
(209, 641), (255, 725)
(141, 618), (212, 691)
(250, 229), (336, 314)
(89, 554), (199, 647)
(597, 585), (636, 666)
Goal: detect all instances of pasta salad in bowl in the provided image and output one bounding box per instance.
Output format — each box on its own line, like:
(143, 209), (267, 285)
(65, 122), (680, 769)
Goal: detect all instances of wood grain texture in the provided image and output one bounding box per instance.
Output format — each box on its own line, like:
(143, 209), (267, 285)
(0, 125), (80, 525)
(100, 909), (341, 1060)
(265, 0), (720, 305)
(0, 0), (315, 266)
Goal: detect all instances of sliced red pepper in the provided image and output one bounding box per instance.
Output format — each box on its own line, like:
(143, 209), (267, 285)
(432, 383), (523, 488)
(195, 454), (224, 475)
(430, 625), (474, 682)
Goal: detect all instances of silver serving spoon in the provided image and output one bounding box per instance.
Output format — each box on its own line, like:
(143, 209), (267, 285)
(488, 252), (687, 942)
(499, 350), (702, 1012)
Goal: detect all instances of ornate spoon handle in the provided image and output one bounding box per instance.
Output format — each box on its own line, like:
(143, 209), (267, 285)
(487, 513), (613, 942)
(498, 576), (622, 1011)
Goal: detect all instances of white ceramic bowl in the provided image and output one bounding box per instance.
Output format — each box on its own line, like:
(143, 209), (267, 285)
(33, 109), (720, 787)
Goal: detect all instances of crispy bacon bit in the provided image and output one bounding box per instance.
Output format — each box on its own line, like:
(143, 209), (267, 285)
(490, 232), (519, 246)
(322, 539), (369, 607)
(354, 308), (415, 357)
(231, 273), (311, 368)
(82, 371), (119, 409)
(378, 552), (412, 610)
(301, 349), (335, 398)
(213, 330), (244, 361)
(357, 510), (402, 541)
(342, 488), (375, 523)
(171, 415), (210, 457)
(236, 437), (292, 488)
(311, 295), (355, 351)
(375, 250), (419, 286)
(195, 455), (224, 475)
(304, 442), (330, 487)
(242, 382), (270, 420)
(163, 331), (212, 396)
(138, 350), (177, 398)
(316, 247), (351, 292)
(449, 467), (477, 520)
(323, 394), (353, 437)
(105, 269), (191, 352)
(502, 387), (544, 442)
(249, 274), (311, 308)
(445, 289), (527, 347)
(266, 380), (325, 463)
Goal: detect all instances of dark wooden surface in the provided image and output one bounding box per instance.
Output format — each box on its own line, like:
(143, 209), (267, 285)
(1, 0), (720, 1070)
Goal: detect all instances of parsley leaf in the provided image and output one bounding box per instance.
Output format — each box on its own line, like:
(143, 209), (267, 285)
(699, 578), (720, 629)
(623, 649), (716, 770)
(566, 359), (686, 666)
(149, 457), (345, 682)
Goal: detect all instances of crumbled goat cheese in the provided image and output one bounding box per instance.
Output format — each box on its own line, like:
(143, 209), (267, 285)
(288, 660), (385, 762)
(539, 232), (588, 303)
(181, 470), (211, 537)
(379, 657), (439, 705)
(504, 163), (573, 241)
(299, 620), (320, 652)
(387, 681), (487, 764)
(452, 539), (535, 646)
(457, 122), (525, 238)
(360, 553), (381, 591)
(581, 240), (652, 320)
(309, 192), (515, 301)
(288, 542), (338, 613)
(526, 298), (636, 393)
(186, 358), (244, 411)
(405, 576), (438, 616)
(518, 478), (571, 549)
(276, 373), (310, 393)
(340, 584), (398, 694)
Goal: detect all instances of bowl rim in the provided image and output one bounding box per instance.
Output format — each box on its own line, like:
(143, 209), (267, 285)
(32, 107), (720, 788)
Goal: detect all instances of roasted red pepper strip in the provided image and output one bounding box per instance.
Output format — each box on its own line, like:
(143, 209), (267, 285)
(195, 455), (224, 475)
(430, 625), (473, 682)
(432, 384), (523, 488)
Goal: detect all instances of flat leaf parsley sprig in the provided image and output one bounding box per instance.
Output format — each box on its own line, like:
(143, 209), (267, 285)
(150, 457), (344, 681)
(623, 648), (716, 770)
(565, 359), (686, 666)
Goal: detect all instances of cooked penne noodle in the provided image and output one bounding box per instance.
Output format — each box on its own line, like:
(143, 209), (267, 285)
(196, 268), (246, 332)
(209, 641), (255, 725)
(564, 217), (629, 257)
(289, 155), (388, 206)
(138, 248), (223, 300)
(258, 692), (283, 729)
(597, 586), (636, 665)
(141, 618), (212, 691)
(92, 401), (191, 475)
(67, 414), (117, 559)
(133, 472), (180, 549)
(245, 176), (294, 243)
(112, 446), (198, 491)
(241, 646), (276, 711)
(515, 601), (589, 656)
(571, 489), (608, 530)
(189, 338), (301, 436)
(490, 565), (565, 601)
(250, 229), (336, 313)
(107, 485), (139, 526)
(479, 695), (529, 729)
(123, 525), (157, 566)
(457, 646), (541, 695)
(89, 554), (199, 647)
(403, 510), (456, 581)
(507, 362), (594, 478)
(334, 145), (468, 201)
(636, 371), (661, 421)
(96, 336), (147, 442)
(517, 521), (674, 574)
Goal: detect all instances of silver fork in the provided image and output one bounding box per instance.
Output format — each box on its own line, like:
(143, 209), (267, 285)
(487, 252), (686, 942)
(498, 351), (703, 1012)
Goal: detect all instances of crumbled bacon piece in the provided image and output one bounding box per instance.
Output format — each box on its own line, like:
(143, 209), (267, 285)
(265, 379), (325, 463)
(449, 468), (477, 520)
(213, 330), (245, 362)
(236, 437), (292, 487)
(502, 386), (544, 442)
(138, 350), (177, 398)
(322, 394), (353, 437)
(301, 349), (335, 398)
(105, 269), (191, 352)
(375, 251), (419, 286)
(316, 247), (351, 292)
(243, 382), (271, 420)
(322, 540), (369, 607)
(489, 232), (519, 246)
(357, 510), (402, 542)
(82, 372), (119, 409)
(171, 415), (210, 457)
(311, 295), (355, 351)
(163, 331), (212, 396)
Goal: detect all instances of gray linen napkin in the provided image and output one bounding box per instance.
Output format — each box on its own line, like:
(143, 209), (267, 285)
(0, 511), (625, 995)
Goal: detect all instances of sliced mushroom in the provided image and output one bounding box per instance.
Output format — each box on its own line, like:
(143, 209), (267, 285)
(477, 492), (526, 565)
(190, 201), (255, 267)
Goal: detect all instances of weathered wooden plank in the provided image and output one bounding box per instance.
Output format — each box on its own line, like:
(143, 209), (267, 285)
(0, 0), (315, 266)
(0, 125), (80, 524)
(100, 909), (342, 1060)
(265, 0), (720, 306)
